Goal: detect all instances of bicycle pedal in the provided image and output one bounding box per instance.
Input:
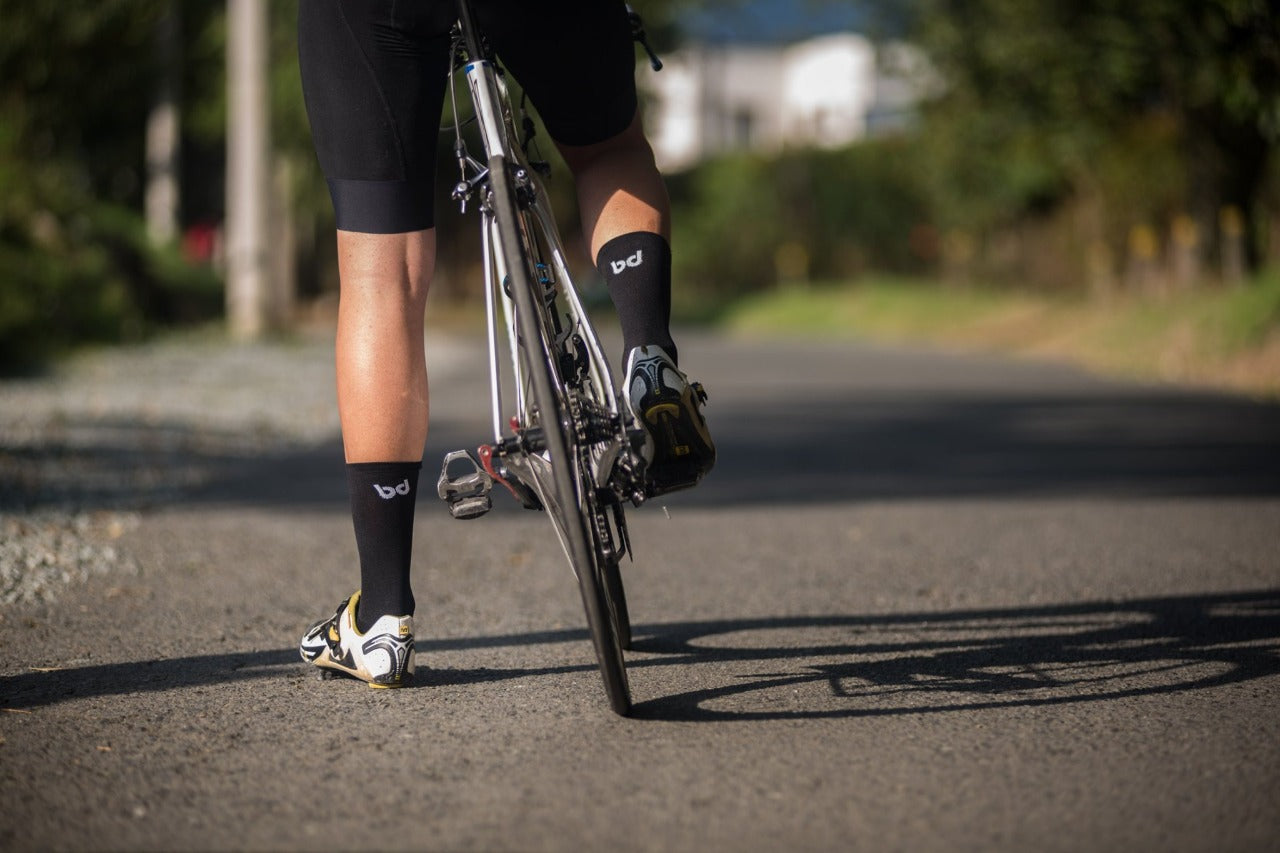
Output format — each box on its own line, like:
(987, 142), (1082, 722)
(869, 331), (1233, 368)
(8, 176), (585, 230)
(437, 449), (493, 520)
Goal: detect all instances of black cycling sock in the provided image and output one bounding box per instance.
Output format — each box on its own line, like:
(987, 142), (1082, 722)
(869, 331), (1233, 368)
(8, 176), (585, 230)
(346, 461), (421, 632)
(597, 231), (677, 366)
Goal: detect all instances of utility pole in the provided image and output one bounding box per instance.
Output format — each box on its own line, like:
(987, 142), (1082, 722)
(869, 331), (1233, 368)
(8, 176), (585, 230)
(145, 3), (180, 246)
(225, 0), (270, 340)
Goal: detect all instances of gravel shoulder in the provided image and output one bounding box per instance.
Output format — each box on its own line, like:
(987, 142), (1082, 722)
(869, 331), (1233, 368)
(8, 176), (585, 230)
(0, 329), (469, 606)
(1, 331), (330, 605)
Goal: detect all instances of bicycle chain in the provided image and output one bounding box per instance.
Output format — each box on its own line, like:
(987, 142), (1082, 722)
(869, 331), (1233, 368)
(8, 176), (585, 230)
(566, 389), (614, 445)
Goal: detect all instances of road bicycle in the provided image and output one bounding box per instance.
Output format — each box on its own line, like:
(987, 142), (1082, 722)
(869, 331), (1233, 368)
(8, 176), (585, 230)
(434, 0), (665, 716)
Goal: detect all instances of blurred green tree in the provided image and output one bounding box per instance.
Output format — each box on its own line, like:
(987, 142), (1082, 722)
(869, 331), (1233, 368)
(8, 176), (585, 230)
(909, 0), (1278, 272)
(0, 1), (226, 371)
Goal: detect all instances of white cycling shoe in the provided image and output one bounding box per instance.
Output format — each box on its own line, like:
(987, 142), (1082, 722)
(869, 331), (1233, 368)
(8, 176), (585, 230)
(299, 591), (415, 688)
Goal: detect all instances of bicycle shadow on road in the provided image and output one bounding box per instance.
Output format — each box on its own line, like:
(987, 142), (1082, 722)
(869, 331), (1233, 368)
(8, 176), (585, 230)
(625, 588), (1280, 721)
(3, 590), (1276, 721)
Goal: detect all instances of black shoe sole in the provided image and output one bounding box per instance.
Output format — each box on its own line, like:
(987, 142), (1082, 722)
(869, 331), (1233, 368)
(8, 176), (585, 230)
(643, 403), (715, 497)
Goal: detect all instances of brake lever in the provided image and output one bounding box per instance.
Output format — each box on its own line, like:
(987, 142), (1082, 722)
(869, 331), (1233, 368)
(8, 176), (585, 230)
(626, 5), (663, 71)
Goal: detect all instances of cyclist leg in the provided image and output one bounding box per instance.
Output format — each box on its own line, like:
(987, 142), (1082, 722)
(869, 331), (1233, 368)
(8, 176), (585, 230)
(486, 1), (715, 491)
(334, 229), (432, 463)
(553, 111), (669, 256)
(482, 6), (660, 233)
(483, 1), (676, 355)
(296, 0), (451, 681)
(555, 114), (678, 363)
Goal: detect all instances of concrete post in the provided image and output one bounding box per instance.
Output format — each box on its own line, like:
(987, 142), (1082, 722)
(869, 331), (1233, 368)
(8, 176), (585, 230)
(225, 0), (271, 340)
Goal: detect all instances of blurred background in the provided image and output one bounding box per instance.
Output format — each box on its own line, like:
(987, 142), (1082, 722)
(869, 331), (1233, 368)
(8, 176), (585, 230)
(1, 0), (1277, 390)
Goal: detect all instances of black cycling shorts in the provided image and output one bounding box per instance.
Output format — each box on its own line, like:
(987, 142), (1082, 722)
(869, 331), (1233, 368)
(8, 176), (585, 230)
(297, 0), (639, 233)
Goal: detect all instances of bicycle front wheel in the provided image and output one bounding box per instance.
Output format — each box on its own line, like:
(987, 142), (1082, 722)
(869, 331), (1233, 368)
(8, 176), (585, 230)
(487, 155), (631, 715)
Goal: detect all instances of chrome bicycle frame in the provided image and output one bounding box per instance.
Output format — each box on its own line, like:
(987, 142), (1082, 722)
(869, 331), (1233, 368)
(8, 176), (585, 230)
(438, 4), (644, 528)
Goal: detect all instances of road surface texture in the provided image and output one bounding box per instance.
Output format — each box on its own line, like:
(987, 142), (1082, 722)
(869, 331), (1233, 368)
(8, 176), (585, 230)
(2, 328), (1278, 852)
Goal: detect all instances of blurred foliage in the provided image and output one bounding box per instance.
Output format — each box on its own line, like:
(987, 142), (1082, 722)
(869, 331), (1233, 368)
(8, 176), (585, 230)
(667, 0), (1278, 304)
(0, 201), (220, 370)
(909, 0), (1278, 266)
(1, 0), (1275, 371)
(0, 1), (222, 372)
(669, 140), (933, 299)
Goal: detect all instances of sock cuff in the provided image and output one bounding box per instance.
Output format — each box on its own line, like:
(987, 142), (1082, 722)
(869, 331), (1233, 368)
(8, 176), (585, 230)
(596, 231), (671, 277)
(347, 461), (423, 476)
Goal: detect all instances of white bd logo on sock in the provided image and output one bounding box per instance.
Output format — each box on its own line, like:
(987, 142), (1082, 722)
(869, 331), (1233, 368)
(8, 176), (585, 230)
(609, 249), (643, 275)
(373, 479), (412, 499)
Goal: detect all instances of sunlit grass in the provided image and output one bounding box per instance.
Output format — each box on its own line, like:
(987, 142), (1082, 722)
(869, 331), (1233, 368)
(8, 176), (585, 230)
(717, 272), (1280, 398)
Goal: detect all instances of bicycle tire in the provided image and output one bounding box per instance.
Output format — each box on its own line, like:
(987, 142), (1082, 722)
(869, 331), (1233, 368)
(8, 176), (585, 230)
(486, 153), (631, 715)
(601, 548), (631, 650)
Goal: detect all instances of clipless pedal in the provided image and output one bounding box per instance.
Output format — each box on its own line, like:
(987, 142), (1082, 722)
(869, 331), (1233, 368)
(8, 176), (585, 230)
(437, 449), (493, 520)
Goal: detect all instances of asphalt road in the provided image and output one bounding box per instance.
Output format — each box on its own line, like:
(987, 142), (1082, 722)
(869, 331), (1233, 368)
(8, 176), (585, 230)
(2, 330), (1278, 851)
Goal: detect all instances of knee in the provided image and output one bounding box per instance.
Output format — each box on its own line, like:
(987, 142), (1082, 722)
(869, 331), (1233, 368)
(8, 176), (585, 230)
(558, 114), (656, 177)
(337, 230), (436, 308)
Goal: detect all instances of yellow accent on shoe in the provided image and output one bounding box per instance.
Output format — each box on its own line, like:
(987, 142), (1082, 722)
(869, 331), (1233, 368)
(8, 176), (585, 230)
(645, 402), (680, 423)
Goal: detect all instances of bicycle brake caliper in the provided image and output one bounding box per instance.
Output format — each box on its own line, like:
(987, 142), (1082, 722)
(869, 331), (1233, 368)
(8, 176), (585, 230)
(437, 449), (494, 520)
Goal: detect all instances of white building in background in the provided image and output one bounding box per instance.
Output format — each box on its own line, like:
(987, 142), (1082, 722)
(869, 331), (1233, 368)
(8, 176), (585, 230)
(645, 33), (927, 172)
(781, 34), (878, 147)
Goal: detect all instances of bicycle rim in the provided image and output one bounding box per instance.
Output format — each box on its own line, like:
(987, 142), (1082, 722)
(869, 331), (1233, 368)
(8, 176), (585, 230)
(487, 154), (631, 715)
